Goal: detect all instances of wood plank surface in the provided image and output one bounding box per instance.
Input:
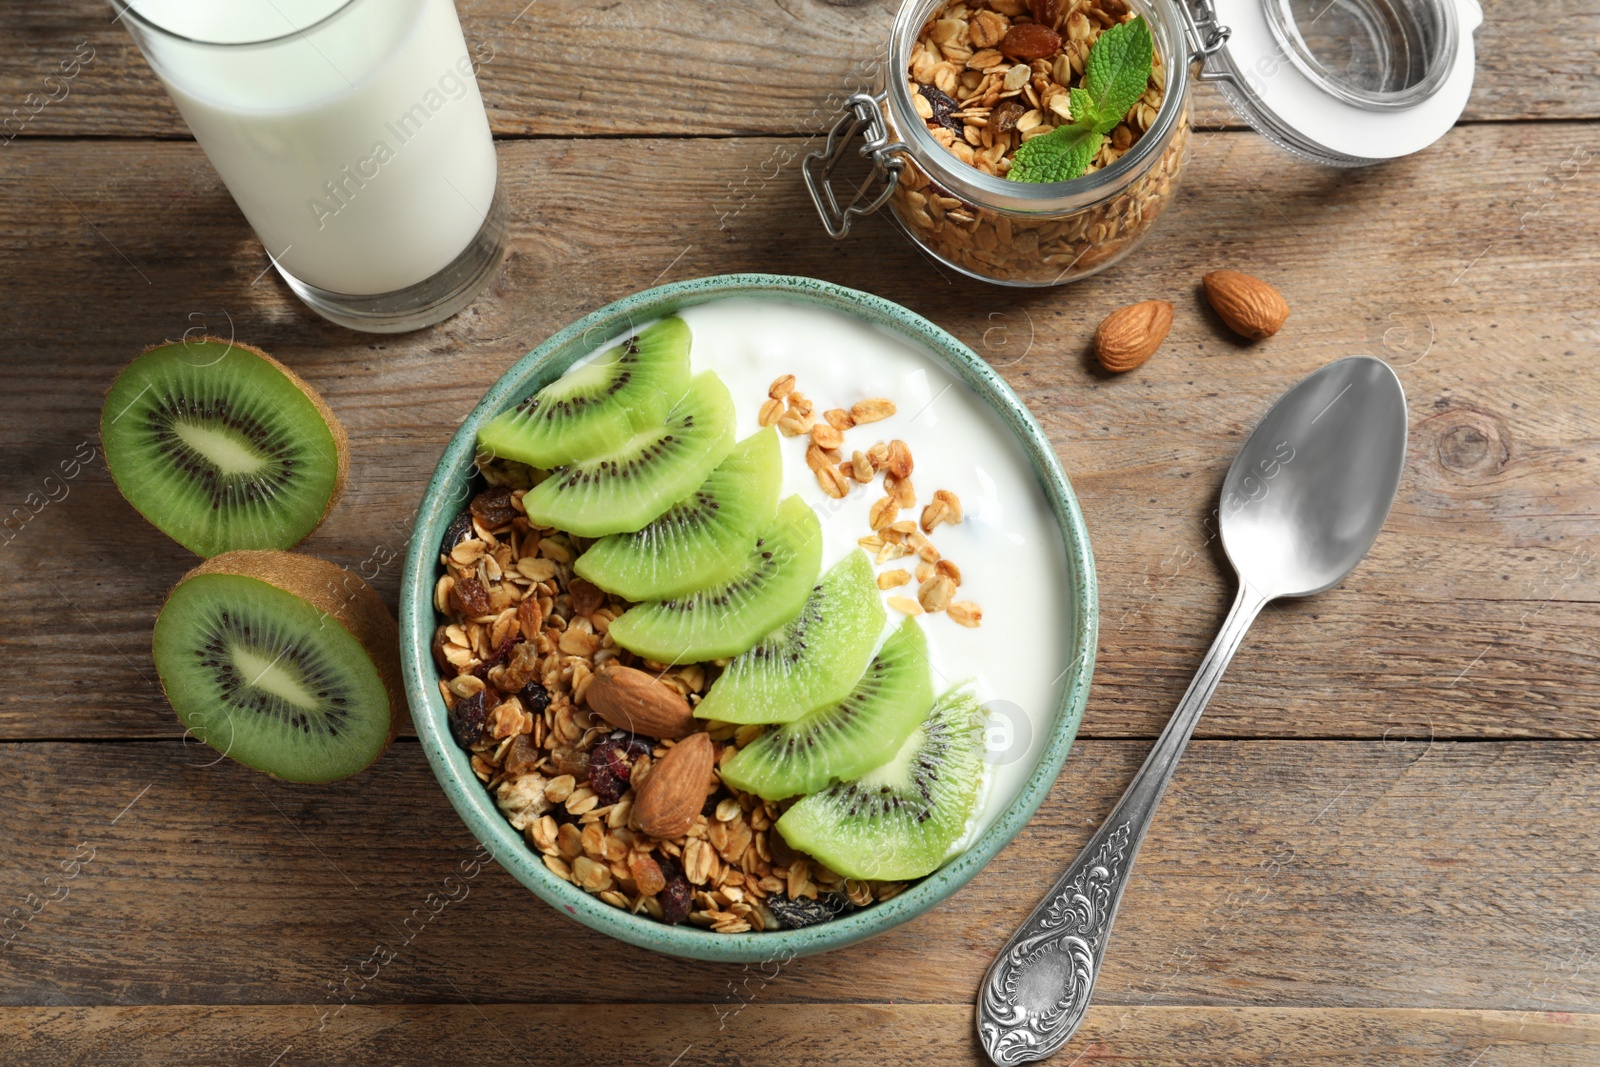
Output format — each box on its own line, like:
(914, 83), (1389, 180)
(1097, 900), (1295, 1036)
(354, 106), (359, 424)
(3, 5), (1598, 1064)
(1, 0), (1596, 140)
(1, 740), (1595, 1012)
(6, 1005), (1600, 1066)
(1, 128), (1594, 742)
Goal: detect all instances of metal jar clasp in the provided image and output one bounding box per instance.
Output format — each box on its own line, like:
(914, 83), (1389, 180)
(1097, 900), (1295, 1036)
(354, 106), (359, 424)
(803, 91), (907, 239)
(1179, 0), (1233, 74)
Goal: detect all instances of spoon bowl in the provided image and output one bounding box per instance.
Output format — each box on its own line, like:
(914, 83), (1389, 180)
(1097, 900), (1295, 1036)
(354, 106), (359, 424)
(1222, 356), (1408, 598)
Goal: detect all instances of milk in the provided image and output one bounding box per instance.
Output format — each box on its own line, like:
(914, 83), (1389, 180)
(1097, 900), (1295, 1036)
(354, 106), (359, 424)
(124, 0), (497, 295)
(571, 298), (1077, 846)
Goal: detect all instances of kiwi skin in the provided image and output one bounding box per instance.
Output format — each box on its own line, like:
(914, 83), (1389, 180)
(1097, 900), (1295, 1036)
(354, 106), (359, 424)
(163, 550), (404, 778)
(102, 337), (351, 555)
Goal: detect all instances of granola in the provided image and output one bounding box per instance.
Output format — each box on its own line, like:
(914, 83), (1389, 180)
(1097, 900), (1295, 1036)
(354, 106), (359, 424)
(433, 479), (910, 933)
(895, 0), (1186, 284)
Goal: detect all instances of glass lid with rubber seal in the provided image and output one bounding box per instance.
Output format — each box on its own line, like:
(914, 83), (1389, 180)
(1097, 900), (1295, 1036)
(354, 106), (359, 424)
(1196, 0), (1482, 164)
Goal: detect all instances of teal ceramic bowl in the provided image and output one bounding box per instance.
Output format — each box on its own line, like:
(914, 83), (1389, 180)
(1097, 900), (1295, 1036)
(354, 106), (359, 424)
(399, 274), (1097, 962)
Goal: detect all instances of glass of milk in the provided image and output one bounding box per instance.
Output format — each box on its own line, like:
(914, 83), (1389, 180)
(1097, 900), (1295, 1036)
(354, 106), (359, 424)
(111, 0), (505, 333)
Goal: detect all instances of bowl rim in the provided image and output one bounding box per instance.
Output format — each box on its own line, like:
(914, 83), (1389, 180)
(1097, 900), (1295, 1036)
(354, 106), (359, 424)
(398, 273), (1098, 962)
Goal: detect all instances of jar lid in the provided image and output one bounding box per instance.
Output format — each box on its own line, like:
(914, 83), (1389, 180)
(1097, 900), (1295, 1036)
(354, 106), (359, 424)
(1204, 0), (1481, 164)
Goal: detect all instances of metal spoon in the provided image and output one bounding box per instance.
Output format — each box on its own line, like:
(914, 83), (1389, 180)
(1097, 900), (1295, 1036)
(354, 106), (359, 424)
(977, 356), (1408, 1065)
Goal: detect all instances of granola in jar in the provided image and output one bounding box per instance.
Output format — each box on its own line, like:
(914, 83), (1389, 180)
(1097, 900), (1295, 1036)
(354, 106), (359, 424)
(890, 0), (1188, 285)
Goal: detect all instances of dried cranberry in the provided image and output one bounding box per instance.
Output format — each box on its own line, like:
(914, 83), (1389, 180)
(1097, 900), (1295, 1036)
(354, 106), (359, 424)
(766, 892), (855, 929)
(518, 680), (551, 716)
(439, 510), (474, 557)
(656, 856), (693, 925)
(586, 732), (651, 805)
(449, 690), (487, 749)
(918, 84), (963, 133)
(588, 741), (630, 805)
(469, 485), (517, 529)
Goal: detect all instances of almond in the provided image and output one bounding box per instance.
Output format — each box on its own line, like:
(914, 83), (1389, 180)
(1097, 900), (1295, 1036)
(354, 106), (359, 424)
(1094, 299), (1173, 373)
(630, 732), (714, 839)
(1202, 270), (1290, 340)
(585, 664), (697, 739)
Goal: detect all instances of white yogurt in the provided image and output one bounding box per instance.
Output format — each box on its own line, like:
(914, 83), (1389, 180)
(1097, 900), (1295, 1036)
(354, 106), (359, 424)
(570, 297), (1076, 845)
(126, 0), (496, 295)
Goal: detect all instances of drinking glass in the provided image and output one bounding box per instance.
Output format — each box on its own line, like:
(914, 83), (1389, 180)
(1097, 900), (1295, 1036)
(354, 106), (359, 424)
(111, 0), (507, 333)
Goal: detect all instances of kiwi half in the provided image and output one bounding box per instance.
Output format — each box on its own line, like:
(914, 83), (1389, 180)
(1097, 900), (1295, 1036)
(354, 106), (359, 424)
(719, 617), (933, 800)
(775, 686), (987, 880)
(101, 338), (348, 557)
(694, 550), (886, 725)
(573, 428), (782, 601)
(476, 316), (693, 468)
(607, 495), (822, 664)
(521, 371), (736, 538)
(151, 550), (402, 783)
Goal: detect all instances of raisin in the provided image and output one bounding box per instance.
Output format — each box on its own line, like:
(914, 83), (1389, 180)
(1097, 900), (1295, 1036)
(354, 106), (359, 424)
(1000, 22), (1061, 60)
(766, 892), (856, 929)
(518, 680), (551, 716)
(505, 734), (540, 775)
(553, 747), (590, 778)
(439, 510), (474, 556)
(1031, 0), (1066, 27)
(469, 486), (517, 530)
(568, 577), (604, 617)
(992, 99), (1026, 133)
(451, 576), (491, 616)
(449, 690), (487, 749)
(656, 857), (693, 925)
(503, 642), (541, 691)
(918, 84), (963, 133)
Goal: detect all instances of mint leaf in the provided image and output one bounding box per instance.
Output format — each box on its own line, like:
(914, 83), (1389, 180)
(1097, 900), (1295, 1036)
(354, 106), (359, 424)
(1082, 15), (1153, 124)
(1006, 15), (1154, 184)
(1008, 121), (1101, 183)
(1069, 87), (1098, 126)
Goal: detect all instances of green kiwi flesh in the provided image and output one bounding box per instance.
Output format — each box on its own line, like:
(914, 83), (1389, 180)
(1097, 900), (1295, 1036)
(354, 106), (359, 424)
(775, 686), (986, 880)
(719, 618), (933, 800)
(573, 428), (782, 601)
(151, 550), (401, 783)
(607, 495), (822, 664)
(101, 338), (348, 558)
(521, 371), (736, 537)
(476, 316), (692, 468)
(694, 550), (885, 725)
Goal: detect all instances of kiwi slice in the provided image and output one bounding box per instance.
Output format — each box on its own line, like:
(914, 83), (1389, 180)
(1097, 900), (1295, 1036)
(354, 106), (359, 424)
(477, 316), (692, 468)
(522, 371), (736, 538)
(608, 495), (822, 664)
(151, 550), (402, 783)
(573, 428), (782, 601)
(719, 618), (933, 800)
(775, 686), (987, 880)
(694, 550), (886, 725)
(101, 338), (348, 557)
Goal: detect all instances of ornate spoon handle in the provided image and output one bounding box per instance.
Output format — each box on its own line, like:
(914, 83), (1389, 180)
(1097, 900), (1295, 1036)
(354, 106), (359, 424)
(977, 584), (1271, 1065)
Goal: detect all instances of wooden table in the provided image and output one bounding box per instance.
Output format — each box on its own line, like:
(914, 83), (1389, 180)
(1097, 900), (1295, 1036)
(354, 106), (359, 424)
(3, 2), (1598, 1063)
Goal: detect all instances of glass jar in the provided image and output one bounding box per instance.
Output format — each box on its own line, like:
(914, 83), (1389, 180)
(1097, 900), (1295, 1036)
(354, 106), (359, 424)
(805, 0), (1480, 287)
